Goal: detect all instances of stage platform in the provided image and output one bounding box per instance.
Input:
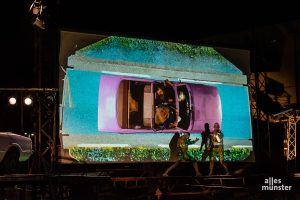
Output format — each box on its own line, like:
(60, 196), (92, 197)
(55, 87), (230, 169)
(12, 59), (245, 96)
(0, 161), (298, 199)
(0, 171), (298, 200)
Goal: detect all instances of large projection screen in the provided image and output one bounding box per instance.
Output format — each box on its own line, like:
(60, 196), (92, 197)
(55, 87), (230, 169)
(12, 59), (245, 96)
(59, 31), (253, 163)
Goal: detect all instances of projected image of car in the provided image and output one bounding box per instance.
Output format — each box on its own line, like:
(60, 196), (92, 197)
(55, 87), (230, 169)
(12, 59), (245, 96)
(98, 75), (222, 133)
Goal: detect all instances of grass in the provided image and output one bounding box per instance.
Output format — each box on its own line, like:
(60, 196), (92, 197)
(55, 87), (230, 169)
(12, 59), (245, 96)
(69, 146), (252, 162)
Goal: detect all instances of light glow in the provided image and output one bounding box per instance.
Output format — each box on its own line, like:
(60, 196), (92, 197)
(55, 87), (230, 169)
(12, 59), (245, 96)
(24, 97), (33, 106)
(8, 97), (17, 105)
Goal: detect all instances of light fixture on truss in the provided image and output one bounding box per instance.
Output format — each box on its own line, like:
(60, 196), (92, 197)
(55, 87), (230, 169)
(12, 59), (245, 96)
(29, 0), (46, 30)
(29, 0), (44, 15)
(8, 96), (17, 105)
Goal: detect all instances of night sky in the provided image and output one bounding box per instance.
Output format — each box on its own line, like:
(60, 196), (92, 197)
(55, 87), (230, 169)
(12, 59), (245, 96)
(1, 1), (34, 87)
(1, 1), (299, 88)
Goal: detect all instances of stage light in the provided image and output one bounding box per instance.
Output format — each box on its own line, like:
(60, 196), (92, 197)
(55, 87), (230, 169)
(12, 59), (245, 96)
(8, 97), (17, 105)
(24, 97), (33, 106)
(29, 0), (46, 30)
(29, 0), (44, 15)
(33, 17), (45, 30)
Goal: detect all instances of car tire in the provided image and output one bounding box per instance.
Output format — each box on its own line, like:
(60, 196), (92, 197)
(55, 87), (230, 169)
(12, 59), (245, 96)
(2, 151), (20, 174)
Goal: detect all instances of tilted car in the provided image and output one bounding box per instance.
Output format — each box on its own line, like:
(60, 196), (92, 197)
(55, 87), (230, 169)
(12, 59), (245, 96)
(98, 75), (222, 133)
(0, 132), (33, 173)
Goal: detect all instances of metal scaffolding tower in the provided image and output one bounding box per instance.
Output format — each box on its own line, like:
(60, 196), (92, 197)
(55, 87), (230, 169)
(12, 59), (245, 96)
(0, 88), (58, 173)
(31, 88), (58, 173)
(249, 72), (272, 160)
(286, 110), (300, 160)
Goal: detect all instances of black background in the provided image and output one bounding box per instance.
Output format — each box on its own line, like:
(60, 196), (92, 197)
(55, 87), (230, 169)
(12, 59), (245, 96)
(1, 1), (299, 88)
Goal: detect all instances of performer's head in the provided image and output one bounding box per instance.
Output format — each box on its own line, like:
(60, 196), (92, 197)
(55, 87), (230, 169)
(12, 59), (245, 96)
(154, 83), (165, 96)
(182, 131), (190, 138)
(213, 122), (220, 132)
(204, 123), (209, 131)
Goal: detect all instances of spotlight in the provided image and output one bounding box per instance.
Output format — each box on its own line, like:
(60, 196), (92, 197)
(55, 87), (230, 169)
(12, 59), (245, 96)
(33, 17), (45, 30)
(29, 0), (44, 15)
(24, 97), (33, 106)
(29, 0), (46, 30)
(8, 97), (17, 105)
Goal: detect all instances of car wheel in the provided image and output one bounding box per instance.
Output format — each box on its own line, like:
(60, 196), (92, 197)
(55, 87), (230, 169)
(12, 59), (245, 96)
(2, 151), (20, 174)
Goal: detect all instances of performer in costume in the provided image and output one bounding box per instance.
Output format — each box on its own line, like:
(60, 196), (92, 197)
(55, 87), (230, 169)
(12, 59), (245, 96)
(163, 131), (201, 176)
(209, 122), (229, 176)
(200, 123), (211, 161)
